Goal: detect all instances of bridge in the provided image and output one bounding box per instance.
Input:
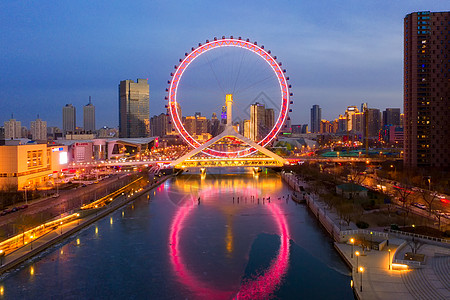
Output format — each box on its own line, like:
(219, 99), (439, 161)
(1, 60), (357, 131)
(170, 95), (287, 170)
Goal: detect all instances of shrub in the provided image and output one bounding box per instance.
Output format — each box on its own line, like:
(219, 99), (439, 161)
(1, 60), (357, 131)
(356, 221), (369, 229)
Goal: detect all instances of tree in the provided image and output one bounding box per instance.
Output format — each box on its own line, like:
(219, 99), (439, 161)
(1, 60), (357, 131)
(393, 179), (413, 226)
(418, 189), (438, 216)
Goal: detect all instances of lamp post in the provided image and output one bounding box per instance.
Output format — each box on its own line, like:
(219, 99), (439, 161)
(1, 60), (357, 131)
(30, 235), (34, 250)
(388, 249), (391, 270)
(350, 238), (355, 258)
(355, 251), (360, 272)
(24, 185), (28, 205)
(359, 266), (364, 292)
(60, 222), (63, 234)
(370, 231), (373, 250)
(0, 250), (4, 266)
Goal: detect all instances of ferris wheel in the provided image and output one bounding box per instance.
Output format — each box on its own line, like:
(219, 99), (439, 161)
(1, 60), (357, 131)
(167, 36), (292, 158)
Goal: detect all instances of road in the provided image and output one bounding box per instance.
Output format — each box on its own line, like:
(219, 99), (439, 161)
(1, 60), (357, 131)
(0, 173), (138, 240)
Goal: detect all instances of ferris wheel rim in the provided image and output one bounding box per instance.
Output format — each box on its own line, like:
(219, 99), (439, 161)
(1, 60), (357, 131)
(167, 38), (290, 158)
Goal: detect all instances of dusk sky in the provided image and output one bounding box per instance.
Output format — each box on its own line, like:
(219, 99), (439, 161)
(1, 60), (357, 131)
(1, 1), (448, 129)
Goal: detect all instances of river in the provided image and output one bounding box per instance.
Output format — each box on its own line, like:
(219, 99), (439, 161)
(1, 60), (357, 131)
(0, 169), (353, 299)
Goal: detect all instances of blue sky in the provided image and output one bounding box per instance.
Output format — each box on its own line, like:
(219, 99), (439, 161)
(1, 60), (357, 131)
(0, 1), (448, 128)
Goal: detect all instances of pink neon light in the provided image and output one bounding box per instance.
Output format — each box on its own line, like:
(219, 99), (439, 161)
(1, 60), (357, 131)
(168, 198), (290, 299)
(168, 38), (290, 158)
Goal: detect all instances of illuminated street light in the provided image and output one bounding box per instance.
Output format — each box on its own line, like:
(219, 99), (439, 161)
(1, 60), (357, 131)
(0, 250), (4, 266)
(355, 251), (360, 272)
(350, 238), (355, 258)
(359, 266), (364, 292)
(388, 249), (391, 270)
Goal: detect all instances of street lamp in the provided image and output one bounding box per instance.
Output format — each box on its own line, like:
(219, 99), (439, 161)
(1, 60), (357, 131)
(359, 266), (364, 292)
(60, 222), (63, 234)
(0, 250), (4, 266)
(30, 235), (34, 250)
(355, 251), (360, 272)
(350, 238), (355, 258)
(388, 249), (391, 270)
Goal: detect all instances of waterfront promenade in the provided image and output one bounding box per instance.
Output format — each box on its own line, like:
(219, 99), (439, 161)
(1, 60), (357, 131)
(282, 171), (450, 300)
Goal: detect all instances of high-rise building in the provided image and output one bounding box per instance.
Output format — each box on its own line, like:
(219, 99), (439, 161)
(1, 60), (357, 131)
(383, 108), (401, 126)
(345, 106), (359, 132)
(4, 118), (21, 140)
(250, 102), (267, 141)
(265, 108), (275, 132)
(30, 117), (47, 140)
(150, 113), (167, 137)
(310, 105), (321, 133)
(366, 108), (381, 138)
(196, 116), (207, 135)
(221, 106), (227, 124)
(243, 120), (251, 139)
(83, 96), (96, 132)
(404, 11), (450, 168)
(63, 104), (76, 134)
(119, 79), (150, 138)
(184, 116), (196, 136)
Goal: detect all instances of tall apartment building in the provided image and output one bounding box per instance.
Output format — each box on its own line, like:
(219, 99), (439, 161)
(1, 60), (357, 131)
(63, 104), (76, 134)
(30, 117), (47, 140)
(366, 108), (381, 138)
(150, 113), (167, 137)
(250, 102), (269, 141)
(184, 116), (196, 136)
(4, 119), (21, 140)
(119, 79), (150, 138)
(404, 11), (450, 168)
(383, 108), (401, 126)
(344, 106), (359, 132)
(310, 105), (321, 133)
(83, 96), (96, 132)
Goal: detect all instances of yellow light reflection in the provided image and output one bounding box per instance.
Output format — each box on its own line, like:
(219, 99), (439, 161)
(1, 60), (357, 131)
(0, 285), (4, 296)
(30, 266), (34, 276)
(76, 238), (80, 245)
(95, 227), (98, 234)
(110, 217), (113, 225)
(60, 249), (63, 255)
(225, 217), (234, 255)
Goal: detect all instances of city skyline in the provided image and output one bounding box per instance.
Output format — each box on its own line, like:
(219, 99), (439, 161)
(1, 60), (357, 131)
(1, 1), (448, 128)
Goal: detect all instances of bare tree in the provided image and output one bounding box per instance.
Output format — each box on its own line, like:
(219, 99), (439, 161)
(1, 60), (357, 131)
(393, 181), (413, 226)
(418, 189), (438, 216)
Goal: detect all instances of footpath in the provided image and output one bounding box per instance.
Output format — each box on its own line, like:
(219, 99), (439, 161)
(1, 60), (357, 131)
(282, 171), (450, 300)
(0, 174), (173, 276)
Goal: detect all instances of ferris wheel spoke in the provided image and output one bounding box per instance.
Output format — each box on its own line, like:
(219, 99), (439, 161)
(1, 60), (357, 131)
(233, 74), (275, 96)
(204, 51), (226, 95)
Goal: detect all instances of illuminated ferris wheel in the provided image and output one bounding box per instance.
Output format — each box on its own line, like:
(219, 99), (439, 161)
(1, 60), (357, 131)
(167, 36), (292, 158)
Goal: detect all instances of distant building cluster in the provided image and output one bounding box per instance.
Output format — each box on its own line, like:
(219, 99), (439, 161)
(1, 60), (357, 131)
(1, 10), (449, 170)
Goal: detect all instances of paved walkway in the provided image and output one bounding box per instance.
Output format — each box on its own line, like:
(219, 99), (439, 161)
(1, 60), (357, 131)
(282, 171), (450, 300)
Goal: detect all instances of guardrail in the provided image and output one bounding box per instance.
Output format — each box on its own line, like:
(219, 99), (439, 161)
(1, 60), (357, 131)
(386, 229), (450, 245)
(393, 258), (422, 267)
(340, 229), (389, 239)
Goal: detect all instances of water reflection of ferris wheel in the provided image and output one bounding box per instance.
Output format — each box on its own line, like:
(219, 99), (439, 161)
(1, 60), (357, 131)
(167, 37), (292, 158)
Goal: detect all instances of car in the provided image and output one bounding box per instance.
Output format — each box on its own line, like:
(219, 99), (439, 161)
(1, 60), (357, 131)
(19, 204), (28, 209)
(412, 203), (426, 210)
(52, 194), (60, 198)
(81, 184), (87, 187)
(11, 207), (18, 212)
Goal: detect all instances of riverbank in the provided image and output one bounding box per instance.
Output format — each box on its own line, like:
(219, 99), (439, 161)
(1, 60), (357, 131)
(0, 174), (173, 276)
(281, 171), (450, 300)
